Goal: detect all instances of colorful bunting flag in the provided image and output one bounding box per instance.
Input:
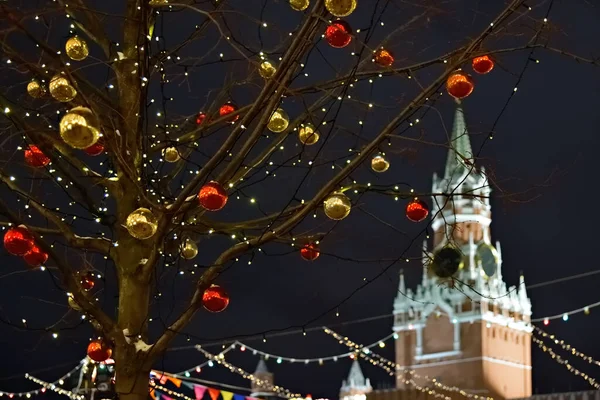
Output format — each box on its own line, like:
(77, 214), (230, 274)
(208, 387), (220, 400)
(221, 391), (234, 400)
(233, 394), (245, 400)
(194, 384), (207, 400)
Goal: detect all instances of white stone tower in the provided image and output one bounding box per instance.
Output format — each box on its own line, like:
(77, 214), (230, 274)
(340, 360), (373, 400)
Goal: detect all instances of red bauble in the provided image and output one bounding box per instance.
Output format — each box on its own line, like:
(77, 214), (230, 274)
(198, 181), (228, 211)
(202, 284), (230, 313)
(325, 20), (352, 48)
(23, 244), (48, 267)
(196, 112), (207, 125)
(87, 340), (112, 362)
(446, 71), (474, 99)
(219, 104), (239, 122)
(472, 55), (494, 75)
(80, 272), (95, 291)
(374, 48), (394, 67)
(24, 145), (50, 168)
(84, 141), (105, 156)
(300, 243), (320, 261)
(406, 199), (429, 223)
(4, 226), (34, 256)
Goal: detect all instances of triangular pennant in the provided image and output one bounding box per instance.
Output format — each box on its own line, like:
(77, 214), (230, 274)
(182, 382), (195, 390)
(208, 387), (220, 400)
(149, 389), (158, 400)
(168, 377), (182, 388)
(221, 391), (234, 400)
(233, 394), (245, 400)
(194, 384), (207, 400)
(246, 397), (259, 400)
(162, 395), (173, 400)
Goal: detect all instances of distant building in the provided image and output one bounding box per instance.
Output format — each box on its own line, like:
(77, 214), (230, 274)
(340, 360), (373, 400)
(251, 359), (276, 400)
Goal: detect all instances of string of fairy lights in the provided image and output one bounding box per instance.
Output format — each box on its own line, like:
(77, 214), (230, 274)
(534, 326), (600, 367)
(24, 374), (84, 400)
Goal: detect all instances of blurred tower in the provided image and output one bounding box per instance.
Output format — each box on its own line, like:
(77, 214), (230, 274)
(250, 359), (275, 399)
(340, 360), (373, 400)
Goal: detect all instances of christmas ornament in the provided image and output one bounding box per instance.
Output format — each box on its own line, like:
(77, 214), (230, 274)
(290, 0), (310, 11)
(60, 106), (101, 149)
(324, 193), (351, 220)
(259, 60), (277, 79)
(24, 145), (50, 168)
(180, 238), (198, 260)
(126, 208), (158, 240)
(163, 147), (180, 163)
(325, 0), (357, 17)
(300, 243), (320, 261)
(149, 0), (169, 5)
(196, 112), (207, 125)
(298, 123), (320, 145)
(80, 272), (95, 291)
(198, 181), (228, 211)
(23, 245), (48, 267)
(472, 55), (494, 75)
(84, 141), (105, 156)
(202, 284), (230, 313)
(325, 20), (352, 48)
(4, 226), (34, 256)
(68, 296), (82, 312)
(431, 247), (463, 278)
(65, 36), (89, 61)
(87, 340), (112, 362)
(371, 153), (389, 172)
(374, 48), (394, 67)
(27, 80), (46, 98)
(405, 198), (429, 222)
(267, 108), (289, 133)
(446, 70), (474, 99)
(49, 74), (77, 102)
(219, 103), (239, 122)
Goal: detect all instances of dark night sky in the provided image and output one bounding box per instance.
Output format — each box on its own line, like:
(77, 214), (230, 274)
(1, 0), (600, 399)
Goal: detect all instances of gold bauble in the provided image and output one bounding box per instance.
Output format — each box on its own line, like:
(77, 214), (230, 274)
(371, 153), (389, 172)
(65, 36), (89, 61)
(68, 296), (82, 312)
(149, 0), (169, 5)
(27, 80), (46, 98)
(126, 208), (158, 240)
(60, 106), (100, 149)
(290, 0), (310, 11)
(267, 108), (289, 133)
(180, 239), (198, 260)
(49, 74), (77, 102)
(259, 60), (277, 79)
(163, 147), (180, 163)
(298, 123), (320, 145)
(324, 192), (351, 220)
(325, 0), (357, 17)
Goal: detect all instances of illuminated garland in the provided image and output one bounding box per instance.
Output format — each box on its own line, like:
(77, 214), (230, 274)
(151, 381), (194, 400)
(531, 336), (599, 388)
(534, 327), (600, 367)
(533, 301), (600, 324)
(25, 374), (85, 400)
(175, 345), (236, 377)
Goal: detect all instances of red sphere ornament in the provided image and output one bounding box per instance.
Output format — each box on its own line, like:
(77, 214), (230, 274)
(446, 71), (474, 99)
(23, 244), (48, 267)
(202, 284), (230, 313)
(219, 103), (239, 122)
(87, 340), (112, 362)
(24, 145), (50, 168)
(300, 243), (320, 261)
(374, 48), (394, 67)
(198, 181), (228, 211)
(196, 112), (207, 125)
(472, 55), (494, 75)
(406, 198), (429, 223)
(325, 20), (352, 48)
(4, 226), (34, 256)
(80, 272), (95, 291)
(84, 141), (105, 156)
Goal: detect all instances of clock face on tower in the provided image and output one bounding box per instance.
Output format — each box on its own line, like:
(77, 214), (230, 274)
(476, 242), (499, 278)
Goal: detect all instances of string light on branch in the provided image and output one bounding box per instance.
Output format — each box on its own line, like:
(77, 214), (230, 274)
(300, 243), (320, 261)
(65, 36), (89, 61)
(202, 284), (230, 313)
(60, 106), (101, 149)
(298, 123), (320, 145)
(126, 207), (159, 240)
(86, 340), (112, 363)
(324, 192), (351, 220)
(4, 226), (34, 256)
(27, 80), (46, 98)
(68, 296), (82, 312)
(446, 70), (474, 99)
(374, 49), (394, 67)
(259, 60), (277, 79)
(163, 147), (181, 163)
(24, 145), (50, 168)
(198, 181), (228, 211)
(325, 0), (357, 17)
(405, 198), (428, 222)
(49, 74), (77, 102)
(371, 153), (389, 172)
(472, 55), (494, 74)
(289, 0), (310, 11)
(325, 20), (352, 48)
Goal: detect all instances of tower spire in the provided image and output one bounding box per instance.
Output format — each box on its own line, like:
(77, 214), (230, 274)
(340, 360), (372, 400)
(444, 100), (474, 181)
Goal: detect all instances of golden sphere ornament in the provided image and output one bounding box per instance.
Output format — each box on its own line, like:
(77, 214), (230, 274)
(325, 0), (357, 17)
(163, 147), (180, 163)
(290, 0), (310, 11)
(267, 108), (290, 133)
(60, 106), (100, 149)
(371, 153), (389, 172)
(180, 238), (198, 260)
(27, 80), (46, 98)
(324, 192), (351, 220)
(65, 36), (89, 61)
(49, 74), (77, 102)
(298, 123), (320, 145)
(259, 60), (277, 79)
(126, 208), (158, 240)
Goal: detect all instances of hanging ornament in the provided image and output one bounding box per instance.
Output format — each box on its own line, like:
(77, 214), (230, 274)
(324, 193), (351, 220)
(149, 0), (169, 5)
(27, 80), (46, 98)
(472, 55), (494, 75)
(202, 284), (230, 313)
(300, 243), (320, 261)
(431, 247), (463, 278)
(84, 141), (105, 156)
(60, 106), (101, 149)
(371, 153), (389, 172)
(259, 60), (277, 79)
(198, 181), (228, 211)
(49, 74), (77, 102)
(289, 0), (310, 11)
(180, 238), (198, 260)
(219, 103), (239, 122)
(196, 112), (207, 125)
(126, 208), (158, 240)
(24, 145), (50, 168)
(23, 244), (48, 267)
(267, 108), (290, 133)
(68, 296), (82, 312)
(163, 147), (180, 163)
(65, 36), (89, 61)
(80, 272), (95, 291)
(298, 123), (320, 145)
(4, 226), (34, 256)
(325, 20), (352, 48)
(87, 340), (112, 362)
(374, 48), (394, 67)
(325, 0), (357, 17)
(405, 198), (429, 222)
(446, 70), (474, 99)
